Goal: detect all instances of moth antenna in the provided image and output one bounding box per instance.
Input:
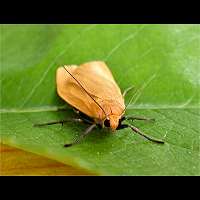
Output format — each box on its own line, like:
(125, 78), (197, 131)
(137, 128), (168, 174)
(121, 87), (138, 115)
(63, 66), (107, 118)
(128, 124), (165, 144)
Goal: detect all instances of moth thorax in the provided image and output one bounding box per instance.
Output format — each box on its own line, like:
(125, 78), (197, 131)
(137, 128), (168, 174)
(109, 115), (120, 131)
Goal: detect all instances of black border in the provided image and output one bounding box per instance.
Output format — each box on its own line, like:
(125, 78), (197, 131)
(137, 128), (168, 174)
(1, 2), (200, 24)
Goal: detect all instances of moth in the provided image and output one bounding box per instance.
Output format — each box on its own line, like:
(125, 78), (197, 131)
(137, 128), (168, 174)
(35, 61), (164, 147)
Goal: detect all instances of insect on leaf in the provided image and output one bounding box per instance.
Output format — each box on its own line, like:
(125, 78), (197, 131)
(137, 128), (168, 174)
(1, 24), (199, 175)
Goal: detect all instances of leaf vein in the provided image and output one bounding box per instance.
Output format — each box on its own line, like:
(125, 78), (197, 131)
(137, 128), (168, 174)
(104, 25), (146, 61)
(20, 24), (97, 108)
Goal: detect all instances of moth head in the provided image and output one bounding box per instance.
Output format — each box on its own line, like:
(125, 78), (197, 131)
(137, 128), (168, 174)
(104, 115), (120, 131)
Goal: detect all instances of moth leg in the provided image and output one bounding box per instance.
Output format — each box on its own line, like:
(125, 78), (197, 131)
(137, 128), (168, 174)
(33, 118), (91, 127)
(116, 124), (129, 130)
(117, 124), (164, 144)
(64, 124), (96, 147)
(123, 86), (135, 97)
(122, 116), (155, 122)
(80, 118), (94, 125)
(72, 108), (95, 124)
(72, 108), (80, 115)
(55, 107), (94, 124)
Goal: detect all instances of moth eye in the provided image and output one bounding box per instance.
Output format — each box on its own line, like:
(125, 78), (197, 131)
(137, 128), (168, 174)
(104, 119), (110, 127)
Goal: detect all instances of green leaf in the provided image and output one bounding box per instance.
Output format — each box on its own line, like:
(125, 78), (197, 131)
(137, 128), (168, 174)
(1, 24), (200, 175)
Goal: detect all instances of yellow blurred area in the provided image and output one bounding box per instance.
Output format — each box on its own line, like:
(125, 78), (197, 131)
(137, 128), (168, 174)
(0, 144), (94, 176)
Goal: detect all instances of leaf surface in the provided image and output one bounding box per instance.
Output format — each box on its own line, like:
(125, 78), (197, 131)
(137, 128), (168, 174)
(1, 25), (199, 175)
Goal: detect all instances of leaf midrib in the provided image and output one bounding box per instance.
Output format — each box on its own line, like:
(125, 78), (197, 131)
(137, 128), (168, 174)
(0, 105), (199, 114)
(1, 107), (199, 153)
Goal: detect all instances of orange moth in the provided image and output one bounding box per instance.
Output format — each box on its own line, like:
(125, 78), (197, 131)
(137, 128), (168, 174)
(35, 61), (164, 147)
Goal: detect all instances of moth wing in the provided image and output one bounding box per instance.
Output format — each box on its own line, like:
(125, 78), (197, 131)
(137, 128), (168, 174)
(56, 65), (101, 118)
(56, 61), (125, 120)
(72, 61), (124, 104)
